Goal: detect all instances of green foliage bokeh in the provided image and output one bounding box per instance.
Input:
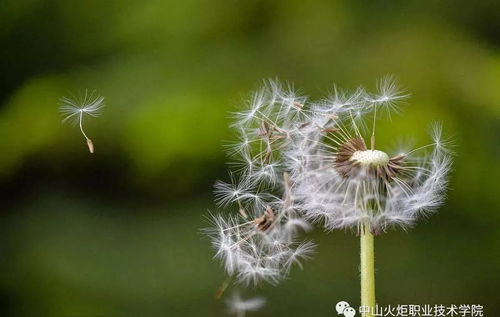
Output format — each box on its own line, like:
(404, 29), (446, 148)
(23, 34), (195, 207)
(0, 0), (499, 316)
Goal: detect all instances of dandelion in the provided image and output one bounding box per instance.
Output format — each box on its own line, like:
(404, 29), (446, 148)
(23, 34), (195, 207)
(207, 78), (452, 315)
(287, 76), (452, 316)
(59, 90), (105, 153)
(226, 292), (266, 317)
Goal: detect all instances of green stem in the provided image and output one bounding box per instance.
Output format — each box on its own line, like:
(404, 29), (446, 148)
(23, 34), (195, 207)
(360, 223), (376, 317)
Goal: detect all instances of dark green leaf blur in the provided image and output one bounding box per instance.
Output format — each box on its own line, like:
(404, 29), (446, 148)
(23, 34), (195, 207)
(1, 0), (499, 316)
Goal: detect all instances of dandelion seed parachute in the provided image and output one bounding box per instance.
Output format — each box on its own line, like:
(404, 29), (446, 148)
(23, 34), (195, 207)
(59, 90), (105, 153)
(226, 292), (266, 316)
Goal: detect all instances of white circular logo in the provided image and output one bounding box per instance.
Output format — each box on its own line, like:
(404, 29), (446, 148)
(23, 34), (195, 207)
(336, 301), (356, 317)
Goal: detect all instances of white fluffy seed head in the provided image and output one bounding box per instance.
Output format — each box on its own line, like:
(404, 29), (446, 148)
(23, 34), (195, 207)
(285, 77), (451, 234)
(207, 77), (452, 292)
(206, 79), (315, 287)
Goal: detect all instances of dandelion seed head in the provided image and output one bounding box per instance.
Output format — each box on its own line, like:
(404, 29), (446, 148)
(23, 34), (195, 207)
(289, 77), (451, 234)
(205, 79), (315, 286)
(205, 77), (452, 294)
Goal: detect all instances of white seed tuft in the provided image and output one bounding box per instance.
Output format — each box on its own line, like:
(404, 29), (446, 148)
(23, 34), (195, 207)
(59, 89), (105, 154)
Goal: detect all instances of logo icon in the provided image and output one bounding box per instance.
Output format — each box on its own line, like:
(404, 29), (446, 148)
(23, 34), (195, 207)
(336, 301), (356, 317)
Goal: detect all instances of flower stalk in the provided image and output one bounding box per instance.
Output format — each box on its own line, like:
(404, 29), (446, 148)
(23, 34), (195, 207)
(360, 223), (375, 317)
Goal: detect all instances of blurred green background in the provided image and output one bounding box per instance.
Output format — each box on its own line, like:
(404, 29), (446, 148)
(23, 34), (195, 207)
(1, 0), (499, 316)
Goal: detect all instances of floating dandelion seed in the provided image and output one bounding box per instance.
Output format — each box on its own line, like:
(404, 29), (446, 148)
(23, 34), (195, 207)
(59, 90), (105, 153)
(226, 292), (266, 317)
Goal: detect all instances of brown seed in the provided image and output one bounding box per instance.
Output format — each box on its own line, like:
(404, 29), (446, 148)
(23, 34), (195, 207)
(86, 139), (94, 154)
(254, 207), (276, 231)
